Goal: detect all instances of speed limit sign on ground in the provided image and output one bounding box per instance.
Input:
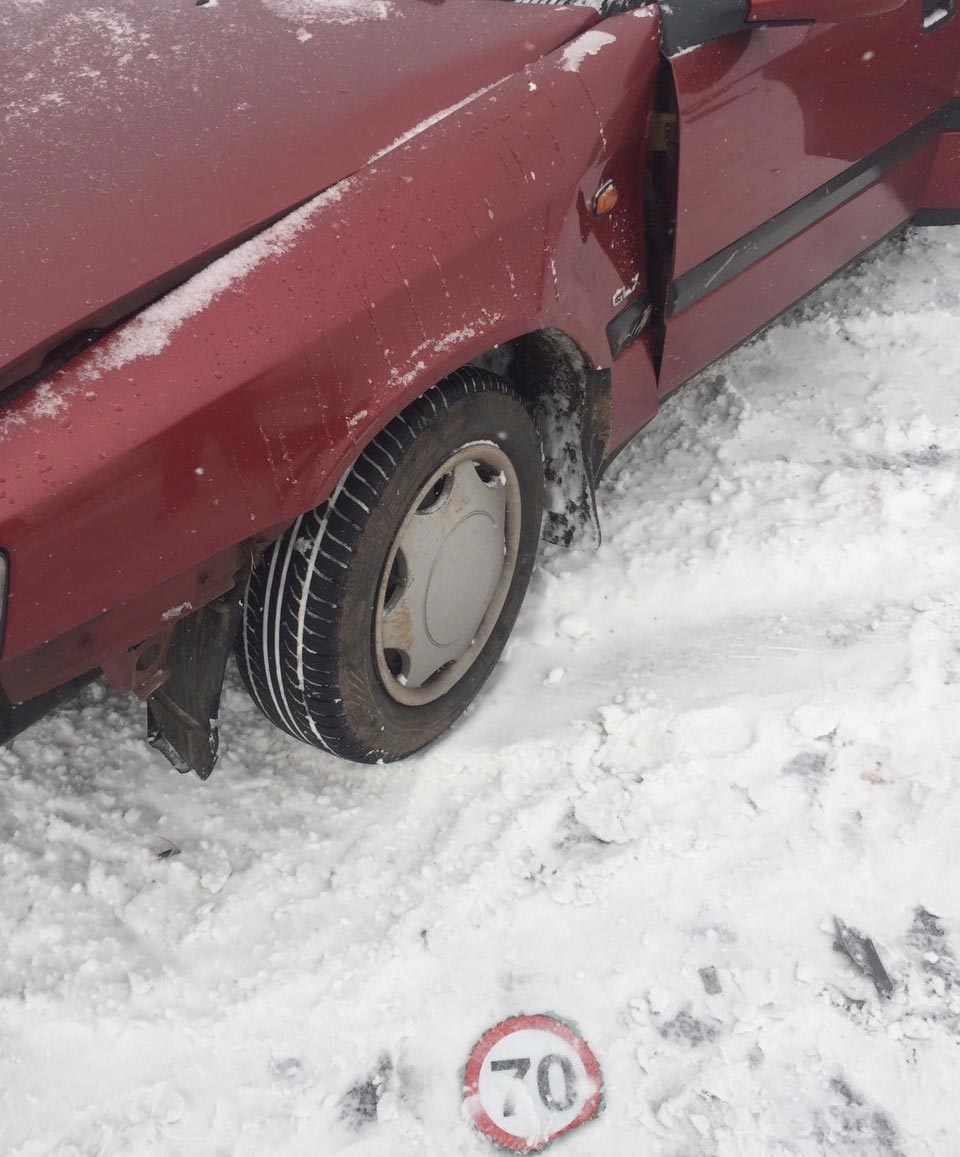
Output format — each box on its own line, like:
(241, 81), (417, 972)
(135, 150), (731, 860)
(463, 1014), (603, 1152)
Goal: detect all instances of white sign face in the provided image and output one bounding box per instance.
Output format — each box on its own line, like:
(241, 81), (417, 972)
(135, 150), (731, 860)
(464, 1015), (603, 1153)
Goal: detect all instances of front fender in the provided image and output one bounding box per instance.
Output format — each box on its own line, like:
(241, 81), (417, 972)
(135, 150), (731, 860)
(0, 10), (660, 698)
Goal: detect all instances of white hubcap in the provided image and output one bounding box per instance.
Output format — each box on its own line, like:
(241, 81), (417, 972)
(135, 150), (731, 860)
(375, 444), (521, 706)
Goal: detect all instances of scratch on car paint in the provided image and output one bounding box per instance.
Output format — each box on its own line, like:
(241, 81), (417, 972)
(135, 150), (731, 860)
(364, 300), (387, 350)
(366, 79), (510, 166)
(565, 69), (609, 153)
(704, 248), (741, 291)
(393, 258), (429, 343)
(276, 426), (295, 479)
(429, 252), (453, 302)
(498, 239), (519, 297)
(543, 119), (572, 174)
(505, 139), (532, 186)
(258, 422), (285, 496)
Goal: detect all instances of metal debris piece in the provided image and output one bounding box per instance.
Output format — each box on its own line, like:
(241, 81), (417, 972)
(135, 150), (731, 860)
(833, 916), (894, 999)
(155, 838), (181, 860)
(699, 966), (722, 995)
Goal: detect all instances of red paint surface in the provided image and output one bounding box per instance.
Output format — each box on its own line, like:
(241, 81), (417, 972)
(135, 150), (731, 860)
(660, 5), (960, 391)
(0, 11), (661, 700)
(660, 147), (937, 391)
(0, 1), (957, 710)
(669, 12), (957, 282)
(0, 0), (595, 390)
(463, 1013), (603, 1152)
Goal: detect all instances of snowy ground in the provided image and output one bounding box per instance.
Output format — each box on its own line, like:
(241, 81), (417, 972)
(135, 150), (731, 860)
(3, 224), (960, 1157)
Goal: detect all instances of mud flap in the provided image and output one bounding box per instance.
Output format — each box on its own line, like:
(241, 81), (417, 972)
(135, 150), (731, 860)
(514, 333), (610, 550)
(539, 409), (602, 549)
(147, 582), (245, 779)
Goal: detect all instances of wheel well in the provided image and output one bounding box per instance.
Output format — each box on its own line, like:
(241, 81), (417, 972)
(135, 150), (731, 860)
(146, 330), (609, 776)
(468, 328), (610, 548)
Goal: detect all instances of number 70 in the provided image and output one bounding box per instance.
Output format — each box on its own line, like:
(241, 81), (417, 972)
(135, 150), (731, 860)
(489, 1055), (577, 1116)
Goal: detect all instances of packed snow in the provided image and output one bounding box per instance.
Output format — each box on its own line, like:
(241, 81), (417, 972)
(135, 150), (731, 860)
(560, 29), (617, 72)
(2, 224), (960, 1155)
(261, 0), (392, 25)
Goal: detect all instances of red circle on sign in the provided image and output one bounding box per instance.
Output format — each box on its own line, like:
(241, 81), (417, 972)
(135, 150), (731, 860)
(463, 1014), (603, 1153)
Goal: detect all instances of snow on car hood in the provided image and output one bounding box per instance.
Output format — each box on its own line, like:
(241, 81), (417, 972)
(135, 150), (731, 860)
(0, 0), (595, 394)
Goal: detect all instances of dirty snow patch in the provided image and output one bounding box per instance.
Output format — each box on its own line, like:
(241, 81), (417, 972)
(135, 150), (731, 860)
(561, 30), (616, 72)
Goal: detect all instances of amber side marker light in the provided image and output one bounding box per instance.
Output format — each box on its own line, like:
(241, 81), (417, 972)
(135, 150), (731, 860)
(592, 180), (619, 217)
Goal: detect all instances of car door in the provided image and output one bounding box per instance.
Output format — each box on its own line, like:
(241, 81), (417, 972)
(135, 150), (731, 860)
(656, 0), (960, 392)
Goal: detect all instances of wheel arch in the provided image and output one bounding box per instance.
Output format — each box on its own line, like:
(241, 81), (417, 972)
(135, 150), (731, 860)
(468, 328), (609, 549)
(331, 326), (610, 551)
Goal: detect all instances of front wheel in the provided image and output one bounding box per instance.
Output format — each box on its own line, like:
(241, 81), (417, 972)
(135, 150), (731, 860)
(235, 369), (544, 762)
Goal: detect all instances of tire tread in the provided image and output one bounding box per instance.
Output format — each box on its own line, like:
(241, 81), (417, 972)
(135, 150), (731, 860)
(235, 370), (535, 761)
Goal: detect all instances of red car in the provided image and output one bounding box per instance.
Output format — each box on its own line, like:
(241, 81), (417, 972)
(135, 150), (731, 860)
(1, 0), (957, 775)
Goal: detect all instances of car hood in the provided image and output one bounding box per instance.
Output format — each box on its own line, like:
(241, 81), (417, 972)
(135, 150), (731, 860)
(1, 0), (595, 393)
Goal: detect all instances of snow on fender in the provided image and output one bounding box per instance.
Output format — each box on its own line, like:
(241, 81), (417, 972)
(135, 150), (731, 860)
(463, 1014), (603, 1152)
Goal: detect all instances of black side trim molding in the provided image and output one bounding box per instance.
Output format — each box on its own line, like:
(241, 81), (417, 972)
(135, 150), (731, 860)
(914, 208), (960, 226)
(667, 99), (958, 318)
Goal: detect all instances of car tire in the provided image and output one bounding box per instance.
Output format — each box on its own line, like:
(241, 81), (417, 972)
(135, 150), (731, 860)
(235, 368), (544, 762)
